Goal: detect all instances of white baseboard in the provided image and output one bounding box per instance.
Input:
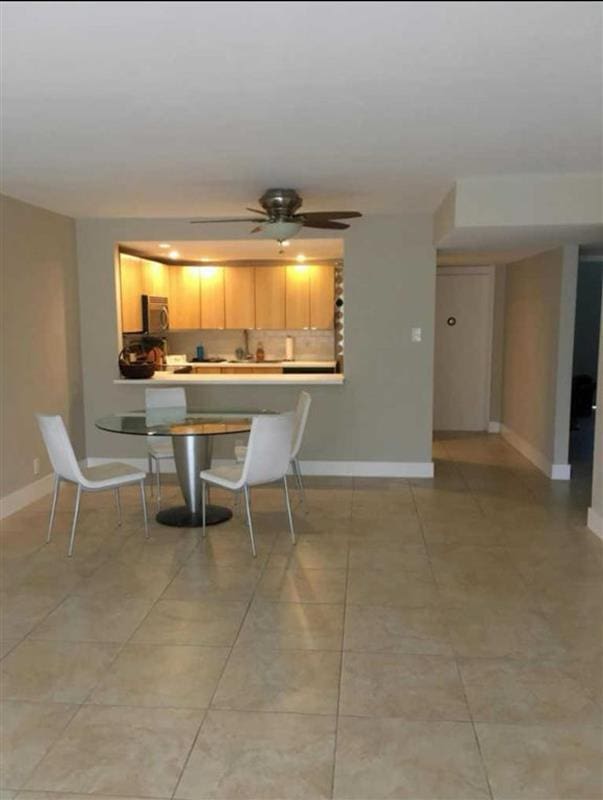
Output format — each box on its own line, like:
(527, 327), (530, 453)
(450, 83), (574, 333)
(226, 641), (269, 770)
(500, 424), (571, 481)
(488, 421), (501, 433)
(293, 460), (434, 478)
(0, 473), (55, 520)
(587, 507), (603, 539)
(87, 457), (434, 479)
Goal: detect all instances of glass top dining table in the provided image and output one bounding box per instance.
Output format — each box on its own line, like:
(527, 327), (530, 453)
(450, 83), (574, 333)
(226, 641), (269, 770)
(95, 408), (271, 528)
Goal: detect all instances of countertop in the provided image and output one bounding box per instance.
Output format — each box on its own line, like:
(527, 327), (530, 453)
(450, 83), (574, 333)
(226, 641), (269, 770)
(165, 360), (337, 369)
(115, 372), (344, 386)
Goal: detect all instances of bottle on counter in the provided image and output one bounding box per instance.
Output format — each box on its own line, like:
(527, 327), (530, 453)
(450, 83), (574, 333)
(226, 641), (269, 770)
(256, 341), (265, 361)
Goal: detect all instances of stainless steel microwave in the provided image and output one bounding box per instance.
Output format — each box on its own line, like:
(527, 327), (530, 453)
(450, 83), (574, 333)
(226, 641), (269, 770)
(142, 295), (169, 334)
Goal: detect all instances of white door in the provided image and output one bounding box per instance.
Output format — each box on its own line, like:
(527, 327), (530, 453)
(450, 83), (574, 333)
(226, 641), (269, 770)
(434, 268), (494, 431)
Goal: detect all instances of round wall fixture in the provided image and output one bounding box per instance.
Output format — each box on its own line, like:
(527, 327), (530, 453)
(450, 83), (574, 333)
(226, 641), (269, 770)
(447, 316), (457, 326)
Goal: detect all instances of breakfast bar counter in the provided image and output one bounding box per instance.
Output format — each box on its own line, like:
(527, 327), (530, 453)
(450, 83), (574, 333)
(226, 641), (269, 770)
(114, 372), (344, 386)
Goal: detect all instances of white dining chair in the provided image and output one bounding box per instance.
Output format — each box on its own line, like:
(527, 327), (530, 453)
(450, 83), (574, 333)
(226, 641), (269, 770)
(36, 414), (148, 556)
(234, 391), (312, 509)
(145, 387), (187, 511)
(201, 413), (296, 557)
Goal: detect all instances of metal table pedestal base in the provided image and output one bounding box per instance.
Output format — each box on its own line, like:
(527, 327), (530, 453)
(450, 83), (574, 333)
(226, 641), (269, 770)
(154, 433), (232, 529)
(156, 505), (232, 528)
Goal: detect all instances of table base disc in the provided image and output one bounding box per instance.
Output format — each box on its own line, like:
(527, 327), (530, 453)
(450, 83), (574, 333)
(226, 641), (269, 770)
(156, 505), (232, 528)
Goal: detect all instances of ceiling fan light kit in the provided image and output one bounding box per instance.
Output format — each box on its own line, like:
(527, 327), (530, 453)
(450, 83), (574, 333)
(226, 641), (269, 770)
(190, 188), (362, 247)
(252, 219), (304, 241)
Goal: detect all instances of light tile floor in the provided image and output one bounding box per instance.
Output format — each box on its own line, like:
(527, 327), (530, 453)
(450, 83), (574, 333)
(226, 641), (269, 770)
(1, 433), (602, 799)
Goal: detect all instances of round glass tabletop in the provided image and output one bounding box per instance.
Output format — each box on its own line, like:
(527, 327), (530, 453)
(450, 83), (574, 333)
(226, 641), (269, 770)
(95, 408), (270, 437)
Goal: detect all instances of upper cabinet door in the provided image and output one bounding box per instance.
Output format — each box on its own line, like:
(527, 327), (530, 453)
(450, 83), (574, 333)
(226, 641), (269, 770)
(285, 265), (311, 329)
(169, 266), (201, 329)
(141, 258), (170, 298)
(255, 266), (286, 329)
(310, 265), (335, 329)
(119, 254), (144, 332)
(224, 267), (255, 329)
(200, 267), (225, 329)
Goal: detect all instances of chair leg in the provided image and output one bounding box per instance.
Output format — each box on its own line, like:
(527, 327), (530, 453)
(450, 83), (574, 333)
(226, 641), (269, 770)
(292, 457), (307, 513)
(283, 475), (296, 544)
(47, 475), (60, 543)
(236, 491), (243, 518)
(148, 455), (154, 496)
(140, 479), (149, 539)
(114, 487), (122, 526)
(243, 485), (257, 557)
(67, 485), (82, 557)
(155, 460), (161, 512)
(201, 480), (207, 538)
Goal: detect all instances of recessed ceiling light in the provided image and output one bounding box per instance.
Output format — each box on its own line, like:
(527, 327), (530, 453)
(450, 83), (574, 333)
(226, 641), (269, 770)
(158, 243), (171, 249)
(168, 250), (180, 259)
(296, 254), (306, 263)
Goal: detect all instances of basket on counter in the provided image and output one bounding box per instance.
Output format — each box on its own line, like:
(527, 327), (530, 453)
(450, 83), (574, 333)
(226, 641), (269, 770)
(118, 347), (156, 380)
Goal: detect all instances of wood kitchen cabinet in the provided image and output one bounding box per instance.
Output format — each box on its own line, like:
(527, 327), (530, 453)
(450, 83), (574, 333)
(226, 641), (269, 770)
(224, 267), (255, 329)
(285, 264), (334, 329)
(285, 265), (311, 329)
(169, 266), (201, 329)
(119, 254), (144, 332)
(141, 258), (170, 298)
(310, 264), (335, 329)
(200, 267), (225, 329)
(255, 266), (286, 329)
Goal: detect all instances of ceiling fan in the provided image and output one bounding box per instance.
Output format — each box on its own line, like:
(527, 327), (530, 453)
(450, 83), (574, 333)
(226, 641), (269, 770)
(190, 188), (362, 243)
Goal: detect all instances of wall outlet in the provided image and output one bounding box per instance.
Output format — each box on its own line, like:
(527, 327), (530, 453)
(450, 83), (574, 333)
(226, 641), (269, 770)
(411, 327), (422, 342)
(33, 457), (40, 476)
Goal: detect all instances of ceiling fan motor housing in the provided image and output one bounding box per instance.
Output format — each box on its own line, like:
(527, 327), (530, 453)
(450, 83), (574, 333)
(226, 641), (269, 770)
(259, 188), (303, 220)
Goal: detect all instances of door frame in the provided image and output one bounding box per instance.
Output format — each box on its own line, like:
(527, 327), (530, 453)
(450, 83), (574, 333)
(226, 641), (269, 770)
(435, 265), (496, 432)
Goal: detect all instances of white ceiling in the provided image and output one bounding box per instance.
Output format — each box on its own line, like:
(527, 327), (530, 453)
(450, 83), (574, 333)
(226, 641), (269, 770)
(123, 238), (343, 262)
(1, 2), (601, 218)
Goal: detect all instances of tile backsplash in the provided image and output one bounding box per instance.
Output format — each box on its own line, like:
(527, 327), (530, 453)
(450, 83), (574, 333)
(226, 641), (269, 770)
(165, 329), (336, 361)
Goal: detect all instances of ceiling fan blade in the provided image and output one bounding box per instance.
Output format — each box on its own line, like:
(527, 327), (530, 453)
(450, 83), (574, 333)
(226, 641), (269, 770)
(302, 220), (350, 230)
(246, 207), (268, 216)
(298, 211), (362, 221)
(190, 217), (264, 224)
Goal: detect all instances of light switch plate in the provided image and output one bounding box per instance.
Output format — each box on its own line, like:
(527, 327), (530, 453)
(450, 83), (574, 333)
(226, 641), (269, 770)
(411, 327), (422, 342)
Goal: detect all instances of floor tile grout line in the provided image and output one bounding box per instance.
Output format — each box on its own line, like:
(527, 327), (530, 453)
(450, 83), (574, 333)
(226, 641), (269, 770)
(410, 471), (496, 797)
(169, 492), (289, 800)
(329, 502), (352, 800)
(452, 641), (495, 800)
(8, 696), (81, 793)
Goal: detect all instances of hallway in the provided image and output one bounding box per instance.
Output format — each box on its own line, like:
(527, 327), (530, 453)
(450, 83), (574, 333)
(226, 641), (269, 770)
(0, 434), (601, 799)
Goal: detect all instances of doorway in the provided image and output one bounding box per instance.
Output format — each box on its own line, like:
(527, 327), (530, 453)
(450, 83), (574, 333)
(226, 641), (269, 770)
(433, 266), (494, 431)
(569, 258), (602, 466)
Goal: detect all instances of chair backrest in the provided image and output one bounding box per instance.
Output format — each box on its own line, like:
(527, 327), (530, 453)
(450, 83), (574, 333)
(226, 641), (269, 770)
(36, 414), (84, 484)
(242, 412), (295, 487)
(290, 391), (312, 458)
(145, 387), (187, 410)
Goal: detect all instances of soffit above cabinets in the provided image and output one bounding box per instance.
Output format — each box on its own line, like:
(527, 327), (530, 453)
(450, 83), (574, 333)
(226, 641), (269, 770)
(121, 238), (344, 266)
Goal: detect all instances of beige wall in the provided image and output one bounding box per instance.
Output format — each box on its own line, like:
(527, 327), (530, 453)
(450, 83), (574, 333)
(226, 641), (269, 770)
(489, 265), (506, 423)
(502, 246), (578, 468)
(1, 194), (85, 498)
(75, 215), (436, 468)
